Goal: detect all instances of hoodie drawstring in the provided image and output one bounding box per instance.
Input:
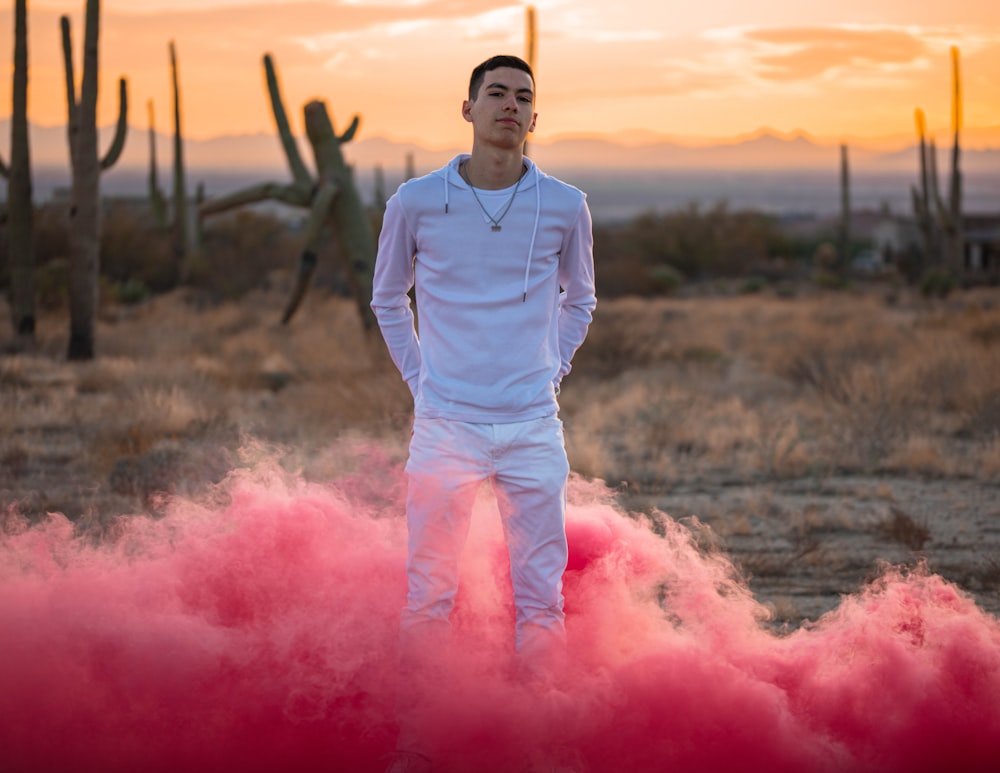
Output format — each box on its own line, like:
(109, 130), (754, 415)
(444, 164), (450, 214)
(523, 171), (540, 302)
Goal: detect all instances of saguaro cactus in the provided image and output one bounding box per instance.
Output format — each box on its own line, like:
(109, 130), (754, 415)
(147, 100), (167, 228)
(911, 47), (964, 276)
(169, 40), (190, 274)
(910, 107), (936, 269)
(936, 46), (964, 274)
(199, 53), (375, 328)
(524, 5), (536, 157)
(61, 0), (128, 360)
(838, 143), (850, 275)
(1, 0), (35, 345)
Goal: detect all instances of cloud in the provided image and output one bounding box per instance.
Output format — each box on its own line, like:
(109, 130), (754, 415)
(744, 26), (931, 81)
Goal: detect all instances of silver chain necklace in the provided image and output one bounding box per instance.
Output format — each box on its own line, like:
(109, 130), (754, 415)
(460, 162), (525, 232)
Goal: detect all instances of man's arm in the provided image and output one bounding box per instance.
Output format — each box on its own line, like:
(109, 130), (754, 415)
(556, 195), (597, 384)
(370, 194), (422, 397)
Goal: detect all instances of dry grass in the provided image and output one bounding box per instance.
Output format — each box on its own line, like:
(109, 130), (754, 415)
(2, 282), (999, 625)
(565, 287), (1000, 484)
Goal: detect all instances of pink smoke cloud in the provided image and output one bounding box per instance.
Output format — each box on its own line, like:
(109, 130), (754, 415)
(1, 446), (998, 773)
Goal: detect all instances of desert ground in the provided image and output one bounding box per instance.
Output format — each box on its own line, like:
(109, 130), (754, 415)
(2, 281), (999, 629)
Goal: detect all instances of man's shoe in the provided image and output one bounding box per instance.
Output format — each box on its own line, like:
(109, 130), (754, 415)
(383, 751), (434, 773)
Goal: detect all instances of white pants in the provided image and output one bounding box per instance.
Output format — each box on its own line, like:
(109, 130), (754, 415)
(401, 415), (570, 672)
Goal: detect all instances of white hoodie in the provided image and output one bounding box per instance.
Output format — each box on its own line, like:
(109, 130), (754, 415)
(371, 154), (596, 423)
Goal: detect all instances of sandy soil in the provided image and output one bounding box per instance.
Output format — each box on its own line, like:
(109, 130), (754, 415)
(623, 475), (1000, 627)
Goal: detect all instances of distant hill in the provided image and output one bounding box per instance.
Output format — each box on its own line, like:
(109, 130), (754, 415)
(6, 119), (1000, 178)
(5, 120), (999, 219)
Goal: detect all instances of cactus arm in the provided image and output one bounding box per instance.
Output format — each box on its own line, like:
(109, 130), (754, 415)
(338, 115), (360, 144)
(100, 77), (128, 169)
(926, 139), (952, 229)
(948, 47), (961, 220)
(281, 181), (338, 323)
(914, 109), (929, 212)
(198, 181), (316, 216)
(948, 46), (963, 253)
(910, 186), (922, 219)
(263, 53), (313, 189)
(526, 5), (537, 70)
(524, 5), (536, 156)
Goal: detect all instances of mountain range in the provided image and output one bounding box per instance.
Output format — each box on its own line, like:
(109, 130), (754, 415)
(5, 119), (1000, 178)
(4, 120), (999, 219)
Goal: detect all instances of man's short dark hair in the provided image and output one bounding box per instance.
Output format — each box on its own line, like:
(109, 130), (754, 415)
(468, 55), (534, 101)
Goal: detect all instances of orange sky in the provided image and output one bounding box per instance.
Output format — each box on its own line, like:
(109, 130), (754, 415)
(2, 0), (1000, 150)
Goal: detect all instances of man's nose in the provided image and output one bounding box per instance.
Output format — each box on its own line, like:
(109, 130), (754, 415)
(502, 94), (519, 111)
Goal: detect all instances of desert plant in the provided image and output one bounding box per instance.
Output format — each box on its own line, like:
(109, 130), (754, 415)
(593, 203), (789, 295)
(99, 202), (174, 293)
(199, 53), (375, 328)
(191, 210), (300, 300)
(935, 46), (964, 275)
(524, 5), (536, 157)
(911, 47), (964, 278)
(169, 40), (191, 277)
(838, 143), (850, 275)
(373, 165), (387, 212)
(910, 108), (937, 272)
(920, 266), (956, 298)
(147, 100), (167, 228)
(60, 0), (128, 359)
(1, 0), (35, 345)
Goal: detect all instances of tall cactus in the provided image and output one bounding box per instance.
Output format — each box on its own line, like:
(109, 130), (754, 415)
(61, 0), (128, 360)
(373, 164), (387, 212)
(1, 0), (35, 345)
(147, 99), (167, 228)
(169, 40), (190, 276)
(911, 47), (964, 277)
(910, 107), (936, 269)
(523, 5), (537, 157)
(199, 53), (375, 327)
(838, 143), (851, 276)
(936, 46), (964, 274)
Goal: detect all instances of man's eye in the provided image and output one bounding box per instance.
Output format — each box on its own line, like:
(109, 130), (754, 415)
(518, 96), (532, 103)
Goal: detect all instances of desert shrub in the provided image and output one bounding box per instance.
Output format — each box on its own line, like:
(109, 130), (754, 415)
(109, 278), (153, 306)
(31, 202), (71, 267)
(191, 210), (301, 300)
(649, 264), (684, 294)
(101, 202), (176, 292)
(921, 267), (957, 298)
(34, 258), (70, 309)
(593, 202), (790, 297)
(3, 202), (175, 303)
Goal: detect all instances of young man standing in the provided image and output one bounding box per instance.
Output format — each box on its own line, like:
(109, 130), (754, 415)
(371, 54), (596, 773)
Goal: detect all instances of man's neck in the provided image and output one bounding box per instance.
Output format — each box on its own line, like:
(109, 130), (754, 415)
(462, 148), (526, 190)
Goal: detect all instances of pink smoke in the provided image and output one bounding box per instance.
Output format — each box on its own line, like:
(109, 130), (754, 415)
(1, 447), (998, 773)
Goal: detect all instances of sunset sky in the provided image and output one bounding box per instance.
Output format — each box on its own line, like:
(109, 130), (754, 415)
(2, 0), (1000, 150)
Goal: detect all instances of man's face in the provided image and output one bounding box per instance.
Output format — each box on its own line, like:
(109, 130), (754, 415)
(462, 66), (537, 150)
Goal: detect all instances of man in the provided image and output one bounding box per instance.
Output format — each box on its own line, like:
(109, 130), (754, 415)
(371, 54), (596, 773)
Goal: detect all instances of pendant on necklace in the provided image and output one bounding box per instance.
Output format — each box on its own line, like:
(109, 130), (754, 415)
(491, 224), (501, 232)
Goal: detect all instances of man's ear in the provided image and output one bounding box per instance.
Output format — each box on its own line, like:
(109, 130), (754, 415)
(462, 99), (473, 123)
(528, 112), (537, 133)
